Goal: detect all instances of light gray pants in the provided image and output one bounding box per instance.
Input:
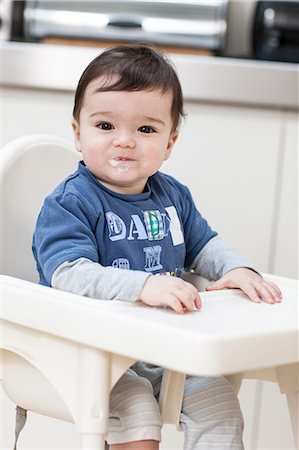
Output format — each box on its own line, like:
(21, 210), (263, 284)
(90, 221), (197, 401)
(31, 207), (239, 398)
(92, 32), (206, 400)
(14, 363), (244, 450)
(107, 362), (244, 449)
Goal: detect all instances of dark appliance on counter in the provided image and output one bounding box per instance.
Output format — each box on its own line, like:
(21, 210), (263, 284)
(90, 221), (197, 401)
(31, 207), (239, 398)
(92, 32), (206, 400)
(253, 1), (299, 63)
(9, 0), (229, 53)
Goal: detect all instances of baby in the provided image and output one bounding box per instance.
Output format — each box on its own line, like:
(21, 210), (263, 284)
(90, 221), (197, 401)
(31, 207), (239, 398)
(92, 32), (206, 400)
(33, 44), (282, 450)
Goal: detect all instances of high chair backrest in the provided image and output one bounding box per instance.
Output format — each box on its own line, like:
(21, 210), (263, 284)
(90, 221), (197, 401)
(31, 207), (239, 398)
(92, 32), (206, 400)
(0, 135), (80, 282)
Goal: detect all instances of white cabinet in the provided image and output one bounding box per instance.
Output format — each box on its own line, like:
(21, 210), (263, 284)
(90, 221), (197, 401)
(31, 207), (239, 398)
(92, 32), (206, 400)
(164, 102), (285, 273)
(1, 87), (74, 144)
(272, 112), (298, 279)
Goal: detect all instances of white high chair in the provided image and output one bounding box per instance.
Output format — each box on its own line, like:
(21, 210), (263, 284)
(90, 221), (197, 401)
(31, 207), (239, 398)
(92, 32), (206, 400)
(0, 135), (185, 449)
(1, 135), (298, 450)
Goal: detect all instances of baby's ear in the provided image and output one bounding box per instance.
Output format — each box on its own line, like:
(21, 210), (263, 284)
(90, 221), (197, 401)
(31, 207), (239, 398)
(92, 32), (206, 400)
(72, 119), (82, 152)
(165, 130), (179, 160)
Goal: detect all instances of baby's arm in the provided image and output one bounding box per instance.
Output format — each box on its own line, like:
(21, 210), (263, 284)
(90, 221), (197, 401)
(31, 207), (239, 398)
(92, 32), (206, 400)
(52, 258), (200, 313)
(52, 258), (150, 302)
(189, 236), (282, 304)
(189, 235), (252, 280)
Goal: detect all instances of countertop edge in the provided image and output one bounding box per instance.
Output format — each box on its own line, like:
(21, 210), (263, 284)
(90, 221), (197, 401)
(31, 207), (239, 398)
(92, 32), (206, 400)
(1, 42), (298, 109)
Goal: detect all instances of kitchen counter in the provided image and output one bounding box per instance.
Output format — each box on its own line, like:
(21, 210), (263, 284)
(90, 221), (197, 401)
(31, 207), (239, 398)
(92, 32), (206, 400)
(0, 41), (298, 109)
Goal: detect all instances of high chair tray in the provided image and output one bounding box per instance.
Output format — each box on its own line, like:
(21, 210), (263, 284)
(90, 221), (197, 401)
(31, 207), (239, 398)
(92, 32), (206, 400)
(1, 273), (297, 376)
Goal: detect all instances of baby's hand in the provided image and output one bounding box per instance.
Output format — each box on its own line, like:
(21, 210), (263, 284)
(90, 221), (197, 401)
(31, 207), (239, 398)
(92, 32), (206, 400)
(206, 268), (282, 304)
(140, 275), (201, 314)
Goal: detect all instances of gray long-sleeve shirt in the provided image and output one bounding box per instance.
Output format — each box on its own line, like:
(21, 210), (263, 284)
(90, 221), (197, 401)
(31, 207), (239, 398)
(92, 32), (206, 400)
(52, 236), (252, 301)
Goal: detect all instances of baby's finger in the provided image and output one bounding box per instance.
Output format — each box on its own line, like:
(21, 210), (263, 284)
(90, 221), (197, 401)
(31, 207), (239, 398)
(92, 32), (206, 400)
(185, 283), (201, 309)
(240, 284), (261, 304)
(206, 278), (227, 291)
(253, 281), (277, 304)
(264, 280), (282, 302)
(194, 294), (201, 310)
(163, 293), (185, 314)
(175, 288), (196, 312)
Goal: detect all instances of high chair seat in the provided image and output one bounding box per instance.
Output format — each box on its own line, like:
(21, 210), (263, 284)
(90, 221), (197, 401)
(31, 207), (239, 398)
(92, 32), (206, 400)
(0, 135), (185, 449)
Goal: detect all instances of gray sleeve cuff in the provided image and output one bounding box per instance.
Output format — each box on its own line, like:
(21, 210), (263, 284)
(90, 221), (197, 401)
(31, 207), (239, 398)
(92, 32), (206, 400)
(188, 236), (254, 281)
(51, 258), (151, 302)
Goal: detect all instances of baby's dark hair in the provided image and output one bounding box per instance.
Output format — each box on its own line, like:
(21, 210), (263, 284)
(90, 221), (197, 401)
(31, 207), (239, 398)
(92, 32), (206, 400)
(73, 44), (185, 131)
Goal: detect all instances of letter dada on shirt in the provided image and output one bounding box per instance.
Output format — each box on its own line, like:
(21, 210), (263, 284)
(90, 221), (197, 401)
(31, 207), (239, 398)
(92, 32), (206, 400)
(105, 206), (184, 273)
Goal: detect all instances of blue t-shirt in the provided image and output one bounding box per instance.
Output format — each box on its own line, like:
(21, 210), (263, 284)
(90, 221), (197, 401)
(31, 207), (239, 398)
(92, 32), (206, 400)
(32, 161), (217, 286)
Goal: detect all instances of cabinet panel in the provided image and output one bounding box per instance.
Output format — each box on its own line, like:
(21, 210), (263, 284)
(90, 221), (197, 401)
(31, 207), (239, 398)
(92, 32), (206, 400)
(255, 381), (295, 450)
(163, 102), (281, 272)
(1, 87), (74, 145)
(272, 112), (298, 279)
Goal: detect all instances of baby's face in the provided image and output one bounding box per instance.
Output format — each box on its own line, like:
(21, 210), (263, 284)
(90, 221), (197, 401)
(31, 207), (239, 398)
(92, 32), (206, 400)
(72, 79), (178, 195)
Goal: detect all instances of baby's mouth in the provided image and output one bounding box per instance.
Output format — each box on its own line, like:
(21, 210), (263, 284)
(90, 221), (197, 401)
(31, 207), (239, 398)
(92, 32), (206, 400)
(108, 157), (136, 173)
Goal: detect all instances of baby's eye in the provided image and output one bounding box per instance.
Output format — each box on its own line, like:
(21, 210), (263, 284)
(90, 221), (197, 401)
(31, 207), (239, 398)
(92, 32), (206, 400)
(97, 122), (114, 130)
(138, 126), (156, 134)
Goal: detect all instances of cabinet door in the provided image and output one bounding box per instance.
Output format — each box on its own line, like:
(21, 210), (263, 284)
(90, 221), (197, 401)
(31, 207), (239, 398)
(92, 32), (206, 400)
(1, 87), (74, 144)
(272, 112), (298, 279)
(163, 102), (282, 272)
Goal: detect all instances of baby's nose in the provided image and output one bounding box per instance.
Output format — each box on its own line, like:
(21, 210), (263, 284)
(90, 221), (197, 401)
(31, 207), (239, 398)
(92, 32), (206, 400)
(113, 132), (135, 148)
